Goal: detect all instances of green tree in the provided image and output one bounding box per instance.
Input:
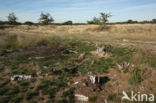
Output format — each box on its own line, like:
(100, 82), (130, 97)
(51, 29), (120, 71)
(100, 12), (112, 25)
(63, 20), (72, 25)
(24, 21), (34, 25)
(152, 19), (156, 23)
(87, 12), (111, 25)
(7, 12), (18, 24)
(93, 17), (101, 24)
(39, 12), (54, 25)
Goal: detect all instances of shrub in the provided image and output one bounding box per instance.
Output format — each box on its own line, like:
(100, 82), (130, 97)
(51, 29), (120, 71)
(37, 39), (49, 46)
(128, 70), (142, 85)
(11, 96), (23, 103)
(62, 21), (72, 25)
(6, 87), (19, 95)
(89, 96), (96, 102)
(37, 79), (54, 90)
(0, 87), (9, 95)
(42, 88), (56, 96)
(20, 81), (29, 87)
(26, 91), (39, 100)
(92, 58), (115, 73)
(27, 69), (36, 76)
(62, 88), (75, 103)
(108, 94), (117, 101)
(0, 96), (11, 103)
(55, 99), (68, 103)
(0, 79), (9, 88)
(24, 21), (34, 25)
(62, 88), (74, 99)
(55, 78), (66, 89)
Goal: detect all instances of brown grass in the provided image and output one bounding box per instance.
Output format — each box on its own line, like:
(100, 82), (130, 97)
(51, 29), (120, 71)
(1, 24), (156, 41)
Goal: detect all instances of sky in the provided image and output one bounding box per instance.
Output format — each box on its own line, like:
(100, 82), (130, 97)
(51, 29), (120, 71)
(0, 0), (156, 23)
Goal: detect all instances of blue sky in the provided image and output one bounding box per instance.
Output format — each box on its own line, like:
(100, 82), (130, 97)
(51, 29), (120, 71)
(0, 0), (156, 23)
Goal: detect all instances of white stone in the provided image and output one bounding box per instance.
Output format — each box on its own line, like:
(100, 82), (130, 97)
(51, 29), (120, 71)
(10, 75), (31, 81)
(75, 94), (88, 102)
(90, 75), (96, 84)
(74, 82), (79, 85)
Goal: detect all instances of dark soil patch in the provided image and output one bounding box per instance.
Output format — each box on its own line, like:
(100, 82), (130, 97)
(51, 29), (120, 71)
(6, 45), (70, 59)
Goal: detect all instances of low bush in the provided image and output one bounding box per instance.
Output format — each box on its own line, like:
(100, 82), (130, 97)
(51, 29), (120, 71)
(11, 96), (23, 103)
(88, 96), (96, 102)
(26, 91), (39, 100)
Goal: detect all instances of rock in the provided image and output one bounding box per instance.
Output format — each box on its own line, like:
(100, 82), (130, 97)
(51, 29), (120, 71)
(43, 66), (48, 69)
(83, 82), (88, 87)
(74, 82), (79, 85)
(89, 75), (110, 85)
(89, 75), (96, 84)
(75, 94), (88, 102)
(11, 75), (31, 81)
(104, 99), (109, 103)
(35, 57), (45, 60)
(36, 70), (42, 75)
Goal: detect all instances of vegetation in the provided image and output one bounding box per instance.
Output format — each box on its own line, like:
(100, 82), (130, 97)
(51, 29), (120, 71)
(88, 96), (96, 102)
(0, 23), (156, 103)
(26, 91), (39, 100)
(7, 12), (18, 24)
(128, 70), (142, 85)
(87, 12), (111, 25)
(39, 12), (54, 25)
(0, 11), (156, 25)
(62, 20), (73, 25)
(24, 21), (34, 25)
(108, 94), (117, 101)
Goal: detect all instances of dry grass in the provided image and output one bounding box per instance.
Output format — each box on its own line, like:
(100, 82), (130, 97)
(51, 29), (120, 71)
(1, 24), (156, 41)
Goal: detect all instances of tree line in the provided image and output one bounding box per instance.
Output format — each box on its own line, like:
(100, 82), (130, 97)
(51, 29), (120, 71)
(0, 12), (156, 25)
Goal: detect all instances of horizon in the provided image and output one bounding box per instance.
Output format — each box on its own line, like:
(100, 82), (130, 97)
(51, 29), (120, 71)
(0, 0), (156, 23)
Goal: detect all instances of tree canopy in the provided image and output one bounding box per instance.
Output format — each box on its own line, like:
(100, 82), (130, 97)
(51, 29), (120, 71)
(39, 12), (54, 25)
(7, 12), (18, 24)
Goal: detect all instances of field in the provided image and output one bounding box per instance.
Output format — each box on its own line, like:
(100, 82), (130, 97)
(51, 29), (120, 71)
(0, 24), (156, 103)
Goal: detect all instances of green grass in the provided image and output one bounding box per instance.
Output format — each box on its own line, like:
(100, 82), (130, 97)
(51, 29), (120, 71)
(1, 34), (156, 103)
(65, 40), (96, 53)
(92, 58), (115, 74)
(128, 70), (142, 85)
(88, 96), (96, 102)
(108, 93), (117, 101)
